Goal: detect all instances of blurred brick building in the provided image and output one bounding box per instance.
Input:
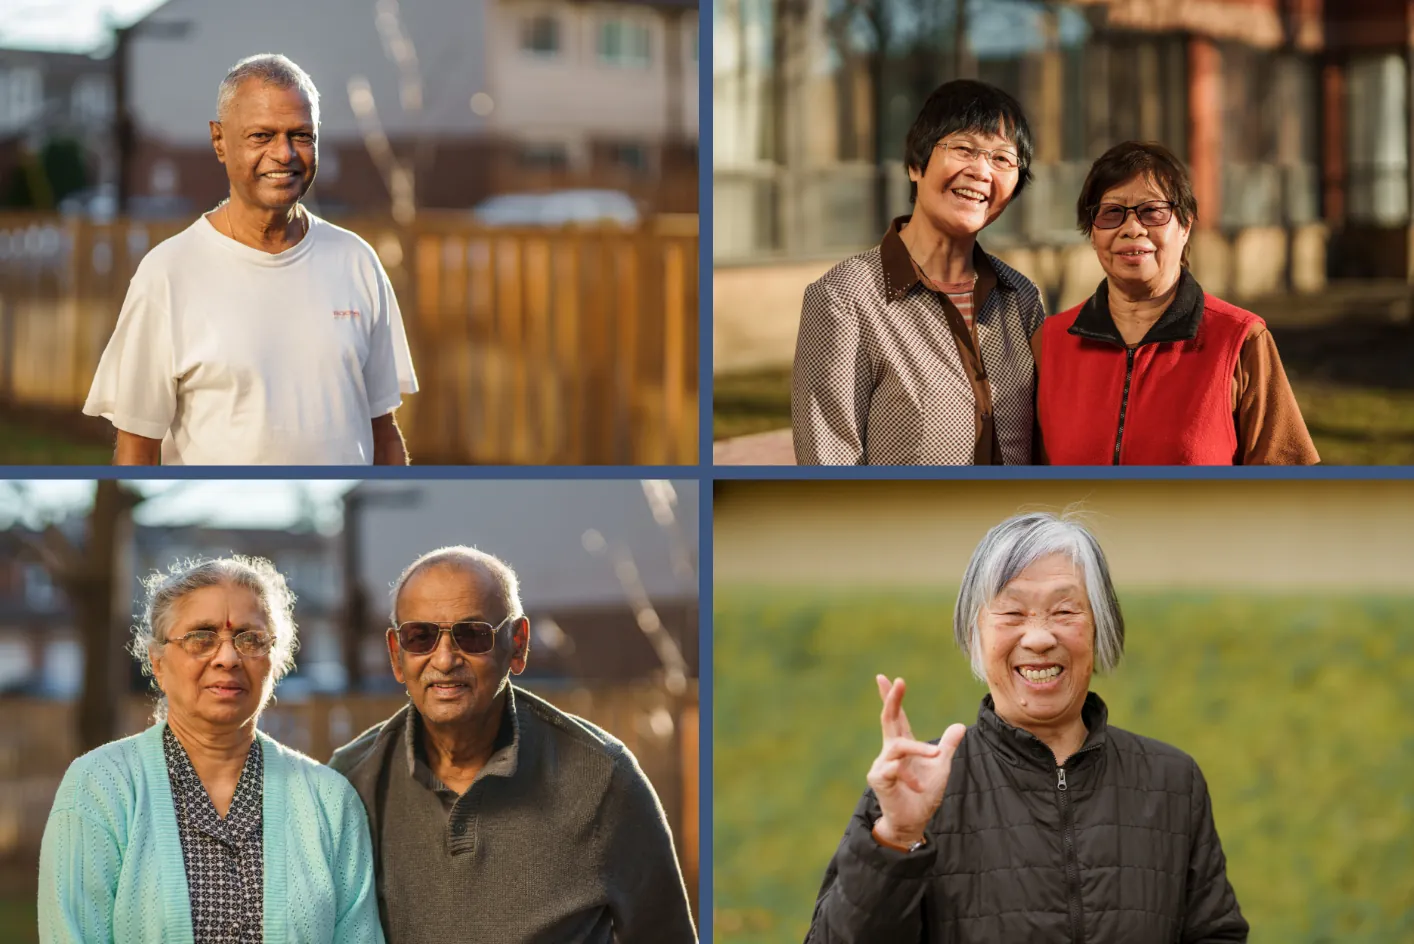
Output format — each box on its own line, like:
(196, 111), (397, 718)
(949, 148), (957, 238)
(713, 0), (1414, 371)
(117, 0), (698, 217)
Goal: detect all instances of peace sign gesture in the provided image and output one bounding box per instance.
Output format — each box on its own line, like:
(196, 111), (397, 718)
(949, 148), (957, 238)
(867, 675), (967, 849)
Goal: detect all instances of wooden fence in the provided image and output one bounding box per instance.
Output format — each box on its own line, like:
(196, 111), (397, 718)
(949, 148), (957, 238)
(0, 682), (699, 913)
(0, 213), (699, 464)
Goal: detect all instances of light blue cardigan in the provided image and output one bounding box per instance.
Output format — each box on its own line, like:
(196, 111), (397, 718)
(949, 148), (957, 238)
(38, 722), (385, 944)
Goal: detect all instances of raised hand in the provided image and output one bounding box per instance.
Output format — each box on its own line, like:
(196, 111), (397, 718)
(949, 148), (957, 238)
(867, 675), (967, 848)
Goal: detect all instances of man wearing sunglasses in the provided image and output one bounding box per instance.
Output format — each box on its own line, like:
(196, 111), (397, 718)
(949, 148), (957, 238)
(329, 546), (697, 944)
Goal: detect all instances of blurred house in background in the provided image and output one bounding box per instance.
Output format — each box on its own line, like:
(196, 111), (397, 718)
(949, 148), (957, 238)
(119, 0), (698, 217)
(714, 0), (1414, 371)
(0, 47), (113, 211)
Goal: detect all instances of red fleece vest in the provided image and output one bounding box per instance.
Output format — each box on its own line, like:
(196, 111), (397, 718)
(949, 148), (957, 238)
(1038, 294), (1259, 465)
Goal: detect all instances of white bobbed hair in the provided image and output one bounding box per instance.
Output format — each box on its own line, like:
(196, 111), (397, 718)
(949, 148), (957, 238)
(952, 511), (1124, 681)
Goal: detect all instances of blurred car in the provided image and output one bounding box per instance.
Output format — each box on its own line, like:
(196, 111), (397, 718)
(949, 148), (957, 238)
(472, 189), (641, 227)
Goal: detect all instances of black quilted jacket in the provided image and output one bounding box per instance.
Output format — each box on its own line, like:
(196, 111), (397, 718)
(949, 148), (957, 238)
(806, 693), (1247, 944)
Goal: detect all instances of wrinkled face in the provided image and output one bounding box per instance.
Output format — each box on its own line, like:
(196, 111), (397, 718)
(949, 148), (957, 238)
(388, 564), (529, 729)
(1089, 174), (1190, 293)
(909, 125), (1021, 239)
(978, 553), (1094, 737)
(210, 79), (318, 212)
(152, 583), (273, 731)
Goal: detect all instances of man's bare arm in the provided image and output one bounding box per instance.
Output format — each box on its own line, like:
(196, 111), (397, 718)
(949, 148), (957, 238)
(114, 430), (161, 466)
(372, 412), (409, 465)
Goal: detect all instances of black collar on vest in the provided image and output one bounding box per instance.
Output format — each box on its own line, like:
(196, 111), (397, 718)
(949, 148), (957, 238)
(974, 691), (1110, 769)
(1069, 267), (1205, 346)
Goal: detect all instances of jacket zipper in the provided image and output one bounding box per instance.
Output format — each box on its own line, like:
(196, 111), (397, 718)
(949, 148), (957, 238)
(1112, 347), (1137, 465)
(1056, 744), (1102, 944)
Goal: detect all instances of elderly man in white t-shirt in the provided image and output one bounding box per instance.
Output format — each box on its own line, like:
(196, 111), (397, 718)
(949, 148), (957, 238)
(84, 53), (419, 465)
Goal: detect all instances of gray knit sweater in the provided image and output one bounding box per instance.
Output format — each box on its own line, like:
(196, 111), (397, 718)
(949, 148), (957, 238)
(328, 685), (697, 944)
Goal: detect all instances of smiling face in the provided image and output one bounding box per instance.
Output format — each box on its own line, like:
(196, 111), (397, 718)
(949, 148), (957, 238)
(977, 553), (1094, 737)
(210, 78), (318, 212)
(908, 126), (1020, 240)
(151, 582), (273, 732)
(1090, 173), (1190, 296)
(389, 563), (530, 729)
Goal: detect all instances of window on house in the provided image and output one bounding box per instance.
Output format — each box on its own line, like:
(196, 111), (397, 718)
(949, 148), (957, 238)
(522, 14), (561, 57)
(608, 142), (651, 173)
(70, 74), (113, 123)
(598, 19), (652, 68)
(0, 68), (42, 128)
(522, 142), (570, 171)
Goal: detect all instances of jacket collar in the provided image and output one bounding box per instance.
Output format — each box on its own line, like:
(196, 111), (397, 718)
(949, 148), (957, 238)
(879, 216), (1023, 304)
(1070, 267), (1205, 346)
(973, 691), (1109, 769)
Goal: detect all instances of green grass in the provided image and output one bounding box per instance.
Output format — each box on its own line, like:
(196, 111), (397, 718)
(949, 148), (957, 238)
(713, 588), (1414, 944)
(0, 417), (110, 465)
(0, 897), (36, 944)
(712, 368), (1414, 466)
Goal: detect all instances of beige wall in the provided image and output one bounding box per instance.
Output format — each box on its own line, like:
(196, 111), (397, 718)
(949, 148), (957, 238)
(489, 0), (698, 150)
(715, 479), (1414, 590)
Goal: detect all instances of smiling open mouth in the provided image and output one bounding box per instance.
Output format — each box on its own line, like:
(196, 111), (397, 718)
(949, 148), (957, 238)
(1016, 665), (1063, 684)
(952, 187), (988, 204)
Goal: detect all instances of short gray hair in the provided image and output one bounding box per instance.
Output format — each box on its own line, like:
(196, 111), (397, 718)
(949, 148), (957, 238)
(953, 512), (1124, 680)
(130, 556), (299, 718)
(216, 53), (320, 125)
(390, 546), (524, 625)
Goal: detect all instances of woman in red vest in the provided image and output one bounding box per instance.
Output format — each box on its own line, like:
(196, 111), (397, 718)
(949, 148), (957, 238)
(1036, 141), (1318, 465)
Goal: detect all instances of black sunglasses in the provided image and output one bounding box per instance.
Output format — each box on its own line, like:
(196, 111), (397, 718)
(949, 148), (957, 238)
(393, 615), (515, 655)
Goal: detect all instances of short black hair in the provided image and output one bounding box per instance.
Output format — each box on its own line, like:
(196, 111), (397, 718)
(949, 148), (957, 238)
(1076, 141), (1197, 266)
(904, 79), (1034, 204)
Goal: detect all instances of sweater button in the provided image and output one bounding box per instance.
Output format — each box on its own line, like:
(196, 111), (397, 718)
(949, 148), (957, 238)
(452, 823), (466, 836)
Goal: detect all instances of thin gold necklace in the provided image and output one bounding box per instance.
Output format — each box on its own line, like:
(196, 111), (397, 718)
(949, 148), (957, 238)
(224, 202), (306, 247)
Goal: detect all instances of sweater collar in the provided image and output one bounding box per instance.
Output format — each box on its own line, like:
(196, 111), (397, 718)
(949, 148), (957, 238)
(973, 691), (1109, 769)
(1069, 267), (1205, 346)
(403, 684), (524, 783)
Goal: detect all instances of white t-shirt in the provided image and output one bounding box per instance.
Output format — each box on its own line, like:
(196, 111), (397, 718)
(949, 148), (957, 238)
(83, 212), (419, 465)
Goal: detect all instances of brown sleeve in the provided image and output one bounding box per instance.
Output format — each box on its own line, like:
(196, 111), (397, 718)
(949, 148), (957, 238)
(1232, 324), (1320, 465)
(1030, 324), (1048, 465)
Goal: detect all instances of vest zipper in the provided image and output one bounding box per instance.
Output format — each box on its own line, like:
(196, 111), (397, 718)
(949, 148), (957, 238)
(1112, 347), (1136, 465)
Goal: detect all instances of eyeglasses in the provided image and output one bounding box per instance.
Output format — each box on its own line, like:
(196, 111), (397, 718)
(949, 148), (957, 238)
(1091, 201), (1175, 230)
(936, 141), (1020, 173)
(393, 615), (515, 656)
(166, 629), (273, 658)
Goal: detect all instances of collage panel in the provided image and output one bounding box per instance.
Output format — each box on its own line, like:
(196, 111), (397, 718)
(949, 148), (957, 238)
(712, 0), (1414, 467)
(0, 0), (699, 467)
(0, 478), (700, 942)
(714, 478), (1414, 942)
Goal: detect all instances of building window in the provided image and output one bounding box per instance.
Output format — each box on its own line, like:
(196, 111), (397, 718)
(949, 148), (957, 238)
(521, 14), (561, 57)
(22, 565), (56, 610)
(70, 74), (113, 124)
(609, 142), (650, 172)
(599, 19), (652, 68)
(521, 142), (570, 171)
(0, 67), (42, 128)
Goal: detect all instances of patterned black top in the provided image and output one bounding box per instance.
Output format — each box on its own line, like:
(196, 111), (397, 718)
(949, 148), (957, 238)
(162, 726), (264, 943)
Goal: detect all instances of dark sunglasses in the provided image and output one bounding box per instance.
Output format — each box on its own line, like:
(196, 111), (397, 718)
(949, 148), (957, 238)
(393, 615), (515, 655)
(1091, 201), (1175, 230)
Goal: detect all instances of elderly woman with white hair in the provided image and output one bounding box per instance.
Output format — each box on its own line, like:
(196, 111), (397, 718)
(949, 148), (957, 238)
(806, 512), (1248, 943)
(38, 557), (384, 944)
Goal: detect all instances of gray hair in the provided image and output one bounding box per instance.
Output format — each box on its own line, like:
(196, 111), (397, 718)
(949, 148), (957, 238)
(216, 53), (321, 125)
(953, 512), (1124, 680)
(390, 546), (524, 625)
(130, 556), (299, 719)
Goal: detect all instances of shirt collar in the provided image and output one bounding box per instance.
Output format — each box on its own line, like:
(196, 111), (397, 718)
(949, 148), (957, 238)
(973, 691), (1110, 770)
(879, 215), (1021, 303)
(1069, 267), (1206, 346)
(162, 724), (262, 843)
(404, 684), (524, 785)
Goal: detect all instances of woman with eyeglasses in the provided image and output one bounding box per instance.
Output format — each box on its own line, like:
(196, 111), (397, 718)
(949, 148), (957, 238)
(39, 557), (384, 944)
(1037, 141), (1318, 464)
(792, 79), (1047, 465)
